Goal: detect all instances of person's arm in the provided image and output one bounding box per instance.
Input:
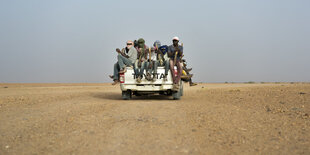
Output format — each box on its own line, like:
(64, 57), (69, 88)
(116, 48), (129, 58)
(116, 48), (121, 54)
(123, 54), (129, 58)
(144, 49), (148, 61)
(168, 46), (173, 57)
(157, 48), (164, 58)
(137, 49), (140, 58)
(178, 46), (183, 57)
(138, 49), (144, 62)
(121, 49), (129, 58)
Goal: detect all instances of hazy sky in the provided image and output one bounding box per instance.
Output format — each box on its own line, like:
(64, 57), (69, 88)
(1, 0), (309, 83)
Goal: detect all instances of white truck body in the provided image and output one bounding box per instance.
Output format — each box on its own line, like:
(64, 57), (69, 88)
(119, 66), (183, 99)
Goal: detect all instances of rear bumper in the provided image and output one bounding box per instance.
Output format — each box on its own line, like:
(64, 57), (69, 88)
(120, 84), (173, 91)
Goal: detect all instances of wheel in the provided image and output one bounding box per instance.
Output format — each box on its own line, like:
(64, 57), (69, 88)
(166, 90), (172, 96)
(180, 81), (183, 96)
(172, 91), (181, 100)
(172, 81), (183, 100)
(122, 90), (132, 100)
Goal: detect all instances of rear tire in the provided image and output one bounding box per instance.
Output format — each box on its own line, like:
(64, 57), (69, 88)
(172, 81), (183, 100)
(180, 81), (184, 96)
(122, 90), (132, 100)
(172, 91), (181, 100)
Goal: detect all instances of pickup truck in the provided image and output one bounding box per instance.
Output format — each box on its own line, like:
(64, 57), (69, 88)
(119, 66), (183, 100)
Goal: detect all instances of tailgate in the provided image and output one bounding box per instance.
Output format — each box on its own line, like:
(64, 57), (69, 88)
(123, 67), (173, 85)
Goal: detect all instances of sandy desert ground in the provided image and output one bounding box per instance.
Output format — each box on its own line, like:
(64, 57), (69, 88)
(0, 83), (309, 154)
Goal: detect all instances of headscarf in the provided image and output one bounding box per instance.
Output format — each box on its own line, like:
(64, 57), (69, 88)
(137, 38), (145, 48)
(137, 38), (145, 55)
(153, 40), (161, 48)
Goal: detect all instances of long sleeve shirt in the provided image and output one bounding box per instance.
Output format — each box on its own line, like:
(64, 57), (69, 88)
(127, 46), (137, 63)
(136, 45), (149, 61)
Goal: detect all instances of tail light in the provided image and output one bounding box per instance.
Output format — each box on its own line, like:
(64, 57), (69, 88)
(174, 66), (178, 76)
(119, 73), (125, 83)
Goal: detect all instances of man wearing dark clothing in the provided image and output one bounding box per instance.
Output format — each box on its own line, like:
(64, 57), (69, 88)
(168, 36), (183, 90)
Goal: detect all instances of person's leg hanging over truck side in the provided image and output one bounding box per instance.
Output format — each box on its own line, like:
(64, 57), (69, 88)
(117, 54), (133, 73)
(169, 59), (176, 84)
(112, 62), (120, 85)
(152, 60), (159, 81)
(175, 59), (182, 85)
(164, 59), (170, 81)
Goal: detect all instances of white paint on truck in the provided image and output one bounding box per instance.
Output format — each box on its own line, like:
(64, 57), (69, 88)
(119, 66), (183, 100)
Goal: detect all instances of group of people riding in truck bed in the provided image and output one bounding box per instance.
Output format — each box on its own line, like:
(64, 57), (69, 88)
(110, 36), (197, 90)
